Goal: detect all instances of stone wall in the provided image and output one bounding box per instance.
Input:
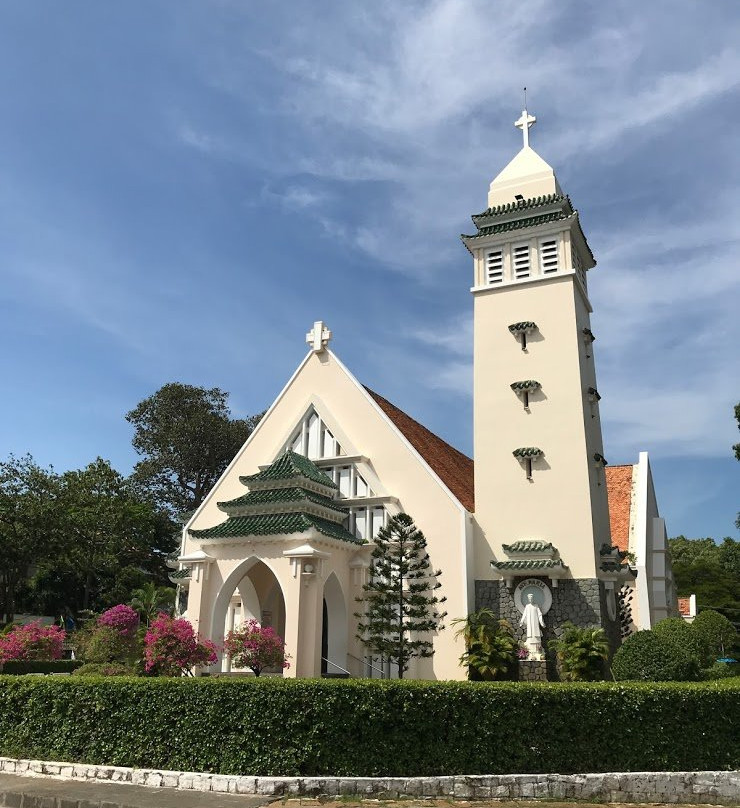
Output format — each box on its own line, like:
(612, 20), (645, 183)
(475, 577), (620, 679)
(1, 758), (737, 804)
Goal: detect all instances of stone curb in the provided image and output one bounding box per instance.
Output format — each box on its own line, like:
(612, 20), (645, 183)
(1, 758), (738, 804)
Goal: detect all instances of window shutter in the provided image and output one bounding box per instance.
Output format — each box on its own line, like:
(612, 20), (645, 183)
(539, 238), (558, 274)
(486, 249), (503, 284)
(513, 243), (530, 279)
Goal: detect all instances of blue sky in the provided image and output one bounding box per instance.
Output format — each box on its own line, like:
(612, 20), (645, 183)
(0, 1), (738, 540)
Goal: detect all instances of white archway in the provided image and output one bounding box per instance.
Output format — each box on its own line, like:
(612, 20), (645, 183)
(322, 573), (348, 675)
(210, 556), (286, 672)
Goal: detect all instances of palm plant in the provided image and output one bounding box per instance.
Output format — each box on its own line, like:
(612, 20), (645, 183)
(129, 582), (175, 626)
(453, 609), (517, 680)
(549, 622), (609, 681)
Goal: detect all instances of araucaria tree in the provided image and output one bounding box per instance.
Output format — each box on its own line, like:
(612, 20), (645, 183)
(355, 512), (446, 678)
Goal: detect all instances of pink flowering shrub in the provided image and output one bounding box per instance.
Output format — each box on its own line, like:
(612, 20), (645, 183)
(0, 621), (65, 663)
(143, 614), (217, 676)
(224, 619), (290, 676)
(97, 604), (139, 637)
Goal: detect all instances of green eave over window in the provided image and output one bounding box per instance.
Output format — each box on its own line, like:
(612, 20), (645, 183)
(240, 450), (337, 490)
(462, 211), (573, 240)
(502, 540), (554, 554)
(169, 567), (191, 580)
(218, 486), (345, 514)
(472, 193), (571, 223)
(513, 447), (543, 458)
(190, 511), (363, 545)
(510, 380), (541, 392)
(491, 559), (567, 570)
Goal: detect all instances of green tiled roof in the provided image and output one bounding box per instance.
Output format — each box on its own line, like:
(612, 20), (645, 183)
(462, 211), (573, 240)
(169, 567), (192, 580)
(190, 512), (362, 544)
(508, 321), (537, 333)
(240, 451), (337, 489)
(491, 559), (568, 571)
(218, 486), (345, 514)
(502, 540), (554, 554)
(513, 447), (543, 458)
(510, 380), (541, 391)
(472, 194), (570, 222)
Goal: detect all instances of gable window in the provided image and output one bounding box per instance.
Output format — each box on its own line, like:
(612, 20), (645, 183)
(288, 409), (343, 459)
(485, 249), (503, 284)
(539, 238), (558, 274)
(513, 243), (530, 279)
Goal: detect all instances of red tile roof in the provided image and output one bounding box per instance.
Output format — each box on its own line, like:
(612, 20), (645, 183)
(365, 387), (475, 512)
(677, 597), (691, 616)
(605, 465), (634, 553)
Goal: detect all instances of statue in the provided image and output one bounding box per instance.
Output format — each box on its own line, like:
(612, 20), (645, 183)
(519, 593), (545, 659)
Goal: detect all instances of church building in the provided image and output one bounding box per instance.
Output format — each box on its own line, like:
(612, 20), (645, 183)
(173, 109), (678, 680)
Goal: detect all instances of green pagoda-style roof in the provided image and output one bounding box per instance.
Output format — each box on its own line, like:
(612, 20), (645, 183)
(240, 450), (337, 489)
(191, 512), (361, 544)
(190, 450), (361, 545)
(472, 193), (570, 223)
(491, 558), (568, 571)
(462, 210), (574, 240)
(218, 486), (345, 514)
(501, 540), (554, 554)
(169, 567), (192, 580)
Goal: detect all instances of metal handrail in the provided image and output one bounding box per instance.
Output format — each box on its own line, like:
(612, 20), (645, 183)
(321, 657), (352, 676)
(346, 652), (387, 678)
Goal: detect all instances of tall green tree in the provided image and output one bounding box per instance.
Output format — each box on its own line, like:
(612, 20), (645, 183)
(52, 458), (176, 612)
(0, 455), (59, 623)
(126, 383), (262, 516)
(355, 513), (446, 678)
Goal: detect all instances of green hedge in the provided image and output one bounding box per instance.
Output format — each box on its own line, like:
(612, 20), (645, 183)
(0, 677), (737, 776)
(0, 660), (82, 675)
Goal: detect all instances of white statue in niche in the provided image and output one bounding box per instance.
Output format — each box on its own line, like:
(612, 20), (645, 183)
(520, 593), (546, 660)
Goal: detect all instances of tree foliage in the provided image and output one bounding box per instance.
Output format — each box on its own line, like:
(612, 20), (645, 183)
(0, 456), (59, 623)
(130, 582), (175, 626)
(355, 513), (446, 678)
(224, 619), (290, 676)
(692, 609), (737, 664)
(143, 613), (217, 676)
(611, 630), (700, 681)
(452, 609), (517, 680)
(550, 623), (610, 681)
(126, 382), (262, 516)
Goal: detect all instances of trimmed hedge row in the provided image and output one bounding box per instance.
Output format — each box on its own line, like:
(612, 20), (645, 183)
(0, 677), (737, 776)
(0, 660), (82, 675)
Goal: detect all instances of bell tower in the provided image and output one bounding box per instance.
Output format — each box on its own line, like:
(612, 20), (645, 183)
(464, 108), (626, 650)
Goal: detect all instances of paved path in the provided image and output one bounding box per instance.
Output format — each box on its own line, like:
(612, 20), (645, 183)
(0, 774), (273, 808)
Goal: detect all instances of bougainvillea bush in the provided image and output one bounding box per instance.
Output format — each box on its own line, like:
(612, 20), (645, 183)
(97, 604), (140, 636)
(76, 604), (141, 669)
(143, 614), (217, 676)
(224, 619), (290, 676)
(0, 621), (65, 663)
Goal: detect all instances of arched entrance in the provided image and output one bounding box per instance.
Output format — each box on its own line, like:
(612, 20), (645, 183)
(321, 573), (348, 676)
(211, 557), (286, 673)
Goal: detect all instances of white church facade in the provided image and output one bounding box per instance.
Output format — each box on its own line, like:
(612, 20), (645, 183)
(172, 110), (678, 680)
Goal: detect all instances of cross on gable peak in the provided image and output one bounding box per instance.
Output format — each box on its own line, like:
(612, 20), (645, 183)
(306, 320), (332, 353)
(514, 108), (537, 148)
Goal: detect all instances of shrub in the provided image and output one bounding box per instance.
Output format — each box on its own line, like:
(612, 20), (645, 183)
(224, 620), (289, 676)
(452, 610), (517, 680)
(693, 609), (737, 666)
(611, 630), (700, 681)
(653, 617), (701, 663)
(97, 605), (140, 637)
(72, 663), (137, 677)
(0, 622), (65, 663)
(0, 678), (736, 775)
(144, 614), (217, 676)
(0, 660), (82, 675)
(549, 623), (609, 681)
(700, 661), (739, 680)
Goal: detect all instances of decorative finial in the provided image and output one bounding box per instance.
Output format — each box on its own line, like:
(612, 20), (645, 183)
(514, 90), (536, 149)
(306, 320), (332, 353)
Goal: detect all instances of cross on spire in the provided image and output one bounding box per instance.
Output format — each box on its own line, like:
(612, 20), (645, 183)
(515, 108), (536, 149)
(306, 320), (332, 353)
